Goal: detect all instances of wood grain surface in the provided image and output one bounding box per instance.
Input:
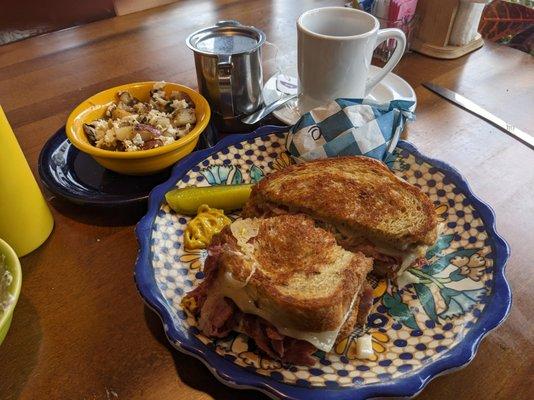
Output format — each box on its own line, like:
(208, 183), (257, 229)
(0, 1), (533, 399)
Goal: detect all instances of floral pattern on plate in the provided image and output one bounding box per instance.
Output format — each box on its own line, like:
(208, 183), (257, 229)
(135, 126), (510, 399)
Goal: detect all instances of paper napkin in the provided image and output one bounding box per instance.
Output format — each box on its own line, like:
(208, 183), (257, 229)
(286, 98), (414, 162)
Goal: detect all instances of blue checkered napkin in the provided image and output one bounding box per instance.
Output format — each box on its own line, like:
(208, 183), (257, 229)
(286, 98), (415, 162)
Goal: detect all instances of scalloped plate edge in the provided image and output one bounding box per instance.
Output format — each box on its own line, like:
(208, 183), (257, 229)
(134, 126), (511, 400)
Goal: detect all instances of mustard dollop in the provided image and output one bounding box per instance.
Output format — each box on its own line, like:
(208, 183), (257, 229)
(183, 204), (231, 250)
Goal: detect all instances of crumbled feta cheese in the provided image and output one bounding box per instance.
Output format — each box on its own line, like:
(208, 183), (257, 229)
(161, 136), (175, 145)
(123, 140), (139, 151)
(166, 126), (177, 137)
(93, 119), (109, 131)
(153, 81), (166, 90)
(103, 130), (116, 147)
(132, 133), (144, 146)
(118, 114), (139, 126)
(171, 99), (188, 110)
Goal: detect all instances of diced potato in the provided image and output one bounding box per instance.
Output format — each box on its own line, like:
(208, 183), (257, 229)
(114, 126), (133, 141)
(111, 107), (132, 119)
(105, 104), (116, 118)
(173, 109), (196, 126)
(118, 91), (135, 105)
(132, 102), (150, 114)
(176, 124), (192, 138)
(170, 91), (193, 106)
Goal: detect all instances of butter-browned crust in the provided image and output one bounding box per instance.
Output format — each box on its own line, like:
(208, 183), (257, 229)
(215, 214), (373, 333)
(242, 156), (438, 248)
(336, 301), (360, 343)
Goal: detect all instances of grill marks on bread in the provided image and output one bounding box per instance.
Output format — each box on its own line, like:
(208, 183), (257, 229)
(243, 156), (438, 248)
(218, 215), (373, 332)
(254, 215), (337, 286)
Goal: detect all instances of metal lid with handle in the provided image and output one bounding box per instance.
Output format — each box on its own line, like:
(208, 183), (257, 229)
(217, 53), (234, 117)
(186, 20), (266, 56)
(187, 21), (266, 122)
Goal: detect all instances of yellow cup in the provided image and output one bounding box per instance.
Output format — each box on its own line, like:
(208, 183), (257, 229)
(0, 106), (54, 256)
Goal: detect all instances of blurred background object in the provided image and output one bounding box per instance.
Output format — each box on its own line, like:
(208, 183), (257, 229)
(0, 0), (179, 45)
(114, 0), (179, 16)
(411, 0), (487, 59)
(352, 0), (533, 57)
(348, 0), (419, 61)
(449, 0), (489, 46)
(479, 0), (534, 55)
(0, 0), (115, 45)
(374, 15), (420, 62)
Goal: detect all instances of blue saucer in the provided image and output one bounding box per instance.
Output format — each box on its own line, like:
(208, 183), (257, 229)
(38, 126), (214, 207)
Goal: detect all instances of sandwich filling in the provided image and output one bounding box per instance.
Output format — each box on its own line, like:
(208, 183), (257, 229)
(337, 234), (428, 278)
(245, 200), (429, 277)
(183, 217), (374, 366)
(183, 241), (318, 365)
(219, 271), (355, 352)
(226, 219), (372, 351)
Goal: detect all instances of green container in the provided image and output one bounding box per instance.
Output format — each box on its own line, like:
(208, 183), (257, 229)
(0, 238), (22, 345)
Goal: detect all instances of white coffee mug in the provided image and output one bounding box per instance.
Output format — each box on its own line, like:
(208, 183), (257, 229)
(297, 7), (406, 112)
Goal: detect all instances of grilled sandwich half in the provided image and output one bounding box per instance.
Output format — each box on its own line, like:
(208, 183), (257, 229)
(243, 156), (439, 277)
(183, 214), (373, 366)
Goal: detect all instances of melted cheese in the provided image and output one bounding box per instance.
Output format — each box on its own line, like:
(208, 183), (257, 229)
(215, 219), (366, 352)
(374, 224), (444, 275)
(229, 219), (260, 284)
(398, 249), (425, 275)
(356, 334), (374, 359)
(230, 218), (259, 256)
(396, 270), (421, 289)
(332, 224), (428, 274)
(371, 242), (428, 275)
(217, 271), (356, 352)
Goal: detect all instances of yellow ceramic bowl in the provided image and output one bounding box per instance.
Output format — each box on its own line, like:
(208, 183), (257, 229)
(66, 82), (211, 175)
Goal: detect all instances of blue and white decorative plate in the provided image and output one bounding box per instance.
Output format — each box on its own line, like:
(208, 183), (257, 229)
(135, 126), (511, 399)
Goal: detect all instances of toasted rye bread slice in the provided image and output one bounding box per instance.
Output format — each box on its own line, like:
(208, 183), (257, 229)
(336, 300), (360, 343)
(216, 214), (373, 333)
(242, 156), (438, 249)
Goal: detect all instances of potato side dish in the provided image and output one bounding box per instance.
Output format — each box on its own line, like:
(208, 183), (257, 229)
(83, 82), (197, 152)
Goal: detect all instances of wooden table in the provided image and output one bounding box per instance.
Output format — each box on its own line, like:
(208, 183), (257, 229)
(0, 1), (533, 399)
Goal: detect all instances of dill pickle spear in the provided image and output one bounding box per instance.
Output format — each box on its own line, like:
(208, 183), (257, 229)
(165, 184), (253, 215)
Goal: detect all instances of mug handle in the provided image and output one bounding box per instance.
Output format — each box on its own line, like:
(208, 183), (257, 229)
(217, 54), (235, 117)
(215, 20), (240, 117)
(365, 28), (406, 95)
